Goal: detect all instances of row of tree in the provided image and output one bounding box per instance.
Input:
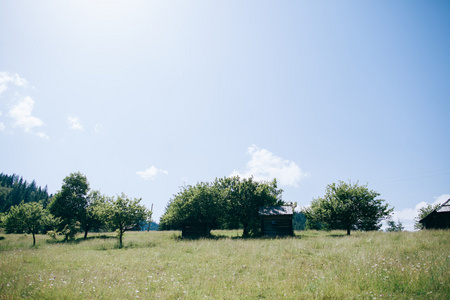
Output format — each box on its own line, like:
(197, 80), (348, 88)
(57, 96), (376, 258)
(160, 178), (398, 236)
(0, 173), (51, 213)
(2, 171), (430, 243)
(1, 172), (150, 247)
(160, 176), (284, 237)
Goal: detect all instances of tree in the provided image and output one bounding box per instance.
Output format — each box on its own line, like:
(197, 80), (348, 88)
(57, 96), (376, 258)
(386, 219), (404, 232)
(107, 194), (149, 248)
(159, 176), (285, 237)
(414, 203), (440, 230)
(219, 176), (284, 237)
(1, 202), (54, 245)
(79, 190), (109, 239)
(302, 181), (393, 235)
(159, 182), (223, 231)
(48, 172), (90, 239)
(0, 173), (51, 213)
(293, 211), (307, 231)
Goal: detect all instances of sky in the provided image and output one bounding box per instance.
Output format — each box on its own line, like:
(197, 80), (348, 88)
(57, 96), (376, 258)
(1, 1), (449, 231)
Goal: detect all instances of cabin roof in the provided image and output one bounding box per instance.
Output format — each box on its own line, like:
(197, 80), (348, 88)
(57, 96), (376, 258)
(419, 198), (450, 223)
(435, 199), (450, 213)
(259, 205), (294, 216)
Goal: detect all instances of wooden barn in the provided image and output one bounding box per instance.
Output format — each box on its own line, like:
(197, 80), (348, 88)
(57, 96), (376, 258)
(181, 222), (211, 238)
(259, 205), (294, 237)
(419, 199), (450, 229)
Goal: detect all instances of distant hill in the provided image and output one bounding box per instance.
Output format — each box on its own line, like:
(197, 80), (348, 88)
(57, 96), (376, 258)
(293, 211), (307, 230)
(137, 221), (159, 231)
(0, 173), (51, 213)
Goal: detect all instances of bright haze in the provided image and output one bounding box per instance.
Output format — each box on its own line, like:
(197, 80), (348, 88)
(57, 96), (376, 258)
(1, 1), (449, 230)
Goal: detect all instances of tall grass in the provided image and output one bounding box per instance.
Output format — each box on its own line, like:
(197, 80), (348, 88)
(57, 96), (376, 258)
(0, 230), (448, 299)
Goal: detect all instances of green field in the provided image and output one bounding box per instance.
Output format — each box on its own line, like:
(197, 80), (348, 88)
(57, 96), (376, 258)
(0, 230), (448, 299)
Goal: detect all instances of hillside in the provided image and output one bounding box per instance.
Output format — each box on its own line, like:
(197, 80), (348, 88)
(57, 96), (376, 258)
(0, 173), (51, 213)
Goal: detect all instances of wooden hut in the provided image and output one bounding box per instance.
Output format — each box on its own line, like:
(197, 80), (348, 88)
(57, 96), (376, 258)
(181, 222), (211, 238)
(259, 205), (294, 237)
(419, 199), (450, 229)
(124, 223), (140, 231)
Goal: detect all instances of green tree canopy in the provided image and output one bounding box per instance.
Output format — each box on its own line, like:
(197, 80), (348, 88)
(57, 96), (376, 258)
(107, 194), (149, 248)
(1, 201), (55, 245)
(414, 203), (440, 230)
(218, 176), (283, 236)
(386, 219), (404, 232)
(302, 181), (393, 235)
(48, 172), (90, 238)
(160, 176), (284, 237)
(79, 190), (110, 239)
(159, 182), (223, 231)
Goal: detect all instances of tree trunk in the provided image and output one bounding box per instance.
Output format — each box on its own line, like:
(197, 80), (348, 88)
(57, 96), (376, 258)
(347, 228), (351, 235)
(32, 233), (36, 246)
(243, 224), (249, 237)
(84, 229), (89, 240)
(119, 230), (123, 248)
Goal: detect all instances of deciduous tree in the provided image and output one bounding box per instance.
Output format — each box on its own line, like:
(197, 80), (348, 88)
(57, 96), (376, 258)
(219, 176), (283, 237)
(302, 181), (393, 235)
(48, 172), (90, 239)
(386, 219), (404, 232)
(107, 194), (149, 248)
(414, 203), (440, 230)
(79, 190), (109, 239)
(159, 182), (223, 231)
(1, 201), (54, 245)
(160, 176), (284, 237)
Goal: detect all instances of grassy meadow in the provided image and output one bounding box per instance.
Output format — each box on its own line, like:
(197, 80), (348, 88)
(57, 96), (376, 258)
(0, 230), (448, 299)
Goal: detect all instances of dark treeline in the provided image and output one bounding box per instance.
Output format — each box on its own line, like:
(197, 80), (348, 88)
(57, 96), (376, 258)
(293, 211), (306, 231)
(0, 173), (51, 213)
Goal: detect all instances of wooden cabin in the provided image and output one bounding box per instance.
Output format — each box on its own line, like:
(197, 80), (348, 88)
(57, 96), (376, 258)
(125, 223), (140, 231)
(419, 199), (450, 229)
(259, 205), (294, 237)
(181, 222), (211, 238)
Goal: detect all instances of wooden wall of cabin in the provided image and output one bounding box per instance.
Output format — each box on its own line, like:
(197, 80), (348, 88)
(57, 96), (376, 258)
(260, 215), (293, 236)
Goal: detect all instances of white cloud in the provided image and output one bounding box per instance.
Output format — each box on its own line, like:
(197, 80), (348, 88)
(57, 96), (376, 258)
(137, 166), (169, 180)
(36, 131), (50, 140)
(0, 72), (47, 139)
(8, 96), (48, 138)
(68, 116), (84, 131)
(0, 72), (28, 95)
(433, 194), (450, 205)
(94, 123), (103, 133)
(387, 194), (450, 231)
(231, 145), (308, 187)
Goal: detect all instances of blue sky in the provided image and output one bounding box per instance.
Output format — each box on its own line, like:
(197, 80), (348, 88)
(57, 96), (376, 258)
(1, 1), (449, 230)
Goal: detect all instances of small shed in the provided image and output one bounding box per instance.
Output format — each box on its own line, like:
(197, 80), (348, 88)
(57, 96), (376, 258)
(419, 199), (450, 229)
(181, 222), (211, 238)
(259, 205), (294, 237)
(125, 223), (140, 231)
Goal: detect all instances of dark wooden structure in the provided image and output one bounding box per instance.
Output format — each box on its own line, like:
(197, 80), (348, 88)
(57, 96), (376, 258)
(125, 224), (140, 231)
(181, 222), (211, 238)
(259, 206), (294, 237)
(419, 199), (450, 229)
